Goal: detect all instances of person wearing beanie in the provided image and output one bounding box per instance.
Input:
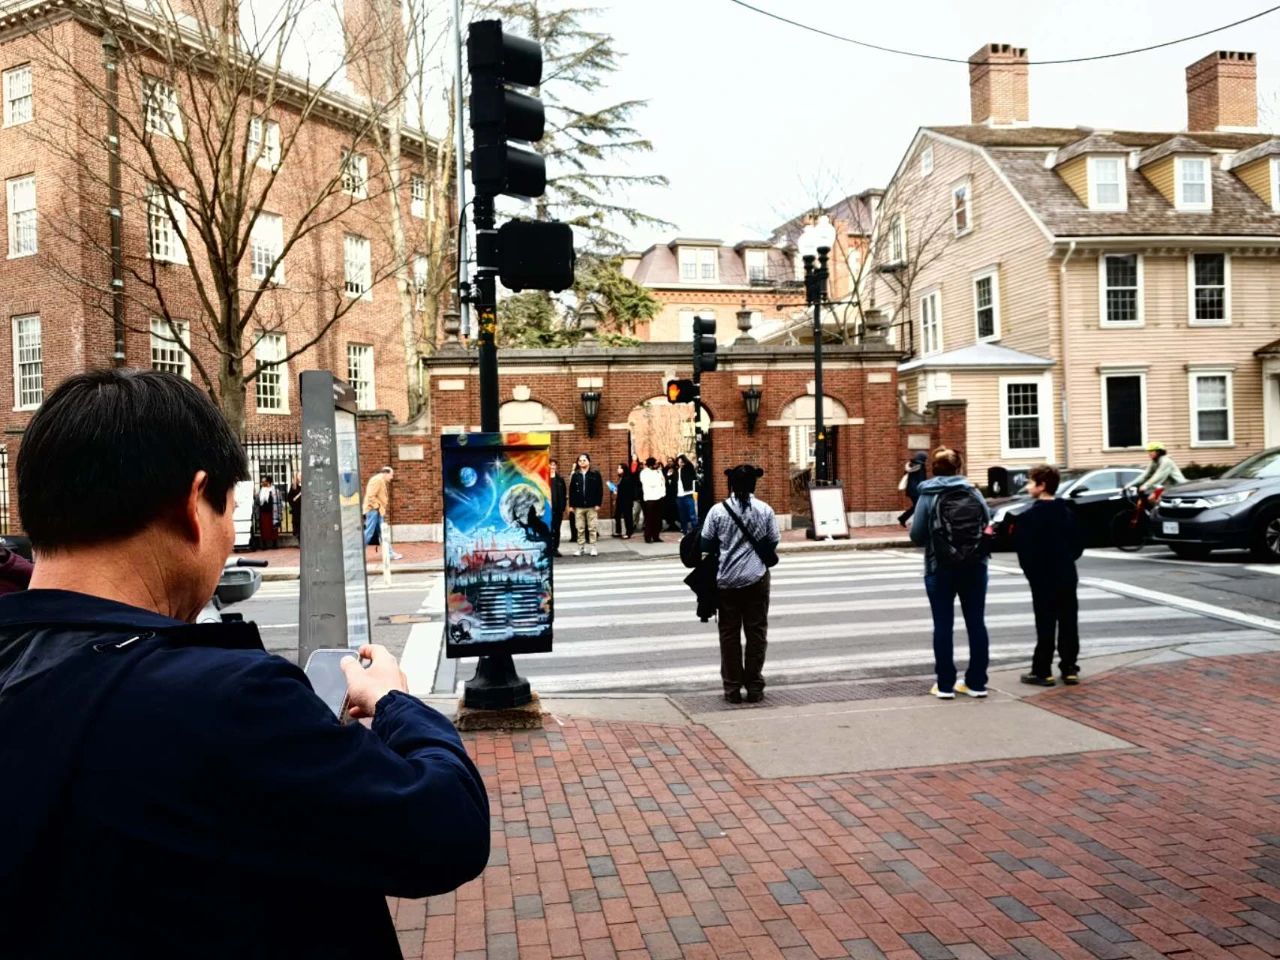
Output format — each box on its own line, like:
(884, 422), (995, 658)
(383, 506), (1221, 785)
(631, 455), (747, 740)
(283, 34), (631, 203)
(697, 464), (779, 704)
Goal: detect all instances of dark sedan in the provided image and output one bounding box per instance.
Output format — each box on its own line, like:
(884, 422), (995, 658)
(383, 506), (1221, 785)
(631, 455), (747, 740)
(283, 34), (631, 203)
(988, 466), (1144, 549)
(1151, 447), (1280, 561)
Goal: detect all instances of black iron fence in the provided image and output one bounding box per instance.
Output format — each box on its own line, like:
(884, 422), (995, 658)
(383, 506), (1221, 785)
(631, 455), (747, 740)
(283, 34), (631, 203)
(0, 446), (9, 535)
(244, 429), (300, 544)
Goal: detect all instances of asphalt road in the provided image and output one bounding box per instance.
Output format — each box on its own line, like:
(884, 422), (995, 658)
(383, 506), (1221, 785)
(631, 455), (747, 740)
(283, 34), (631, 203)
(230, 544), (1279, 694)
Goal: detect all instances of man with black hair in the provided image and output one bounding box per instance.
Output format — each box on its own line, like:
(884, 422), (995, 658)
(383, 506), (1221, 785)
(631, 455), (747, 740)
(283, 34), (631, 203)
(0, 369), (489, 958)
(699, 464), (779, 703)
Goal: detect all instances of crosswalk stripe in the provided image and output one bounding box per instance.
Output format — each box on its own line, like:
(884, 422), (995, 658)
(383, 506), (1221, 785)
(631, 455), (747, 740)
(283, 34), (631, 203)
(552, 567), (975, 599)
(549, 557), (924, 585)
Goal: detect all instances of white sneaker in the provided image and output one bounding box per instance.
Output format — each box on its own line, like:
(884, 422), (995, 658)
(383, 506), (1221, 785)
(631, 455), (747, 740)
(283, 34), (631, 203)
(390, 551), (404, 561)
(929, 683), (955, 700)
(589, 546), (598, 557)
(575, 546), (585, 556)
(955, 682), (987, 698)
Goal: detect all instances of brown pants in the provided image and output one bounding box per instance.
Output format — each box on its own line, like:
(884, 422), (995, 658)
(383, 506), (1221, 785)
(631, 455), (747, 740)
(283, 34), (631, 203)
(642, 499), (664, 542)
(717, 572), (770, 694)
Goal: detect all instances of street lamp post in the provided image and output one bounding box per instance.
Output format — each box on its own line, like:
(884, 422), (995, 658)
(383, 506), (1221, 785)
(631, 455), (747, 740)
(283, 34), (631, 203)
(797, 215), (837, 485)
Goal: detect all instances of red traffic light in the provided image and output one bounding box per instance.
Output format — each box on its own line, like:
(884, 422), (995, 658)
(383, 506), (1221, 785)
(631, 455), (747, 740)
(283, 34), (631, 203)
(666, 379), (697, 404)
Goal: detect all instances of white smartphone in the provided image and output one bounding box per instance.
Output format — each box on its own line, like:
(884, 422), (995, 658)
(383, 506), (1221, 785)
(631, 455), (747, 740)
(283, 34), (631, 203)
(304, 648), (364, 722)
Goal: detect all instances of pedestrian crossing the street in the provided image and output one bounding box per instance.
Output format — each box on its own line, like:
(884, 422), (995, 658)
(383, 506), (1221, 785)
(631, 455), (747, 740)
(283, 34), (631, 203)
(504, 550), (1273, 695)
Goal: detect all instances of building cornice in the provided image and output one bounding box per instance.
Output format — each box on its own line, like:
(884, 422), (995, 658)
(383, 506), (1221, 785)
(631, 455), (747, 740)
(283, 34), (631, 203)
(424, 342), (905, 371)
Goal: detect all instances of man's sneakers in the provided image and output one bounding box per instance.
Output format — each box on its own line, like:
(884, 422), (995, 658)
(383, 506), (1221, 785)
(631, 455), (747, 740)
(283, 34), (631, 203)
(390, 551), (404, 561)
(589, 546), (598, 557)
(1020, 673), (1056, 687)
(929, 683), (955, 700)
(575, 546), (585, 557)
(1062, 674), (1080, 686)
(954, 682), (988, 698)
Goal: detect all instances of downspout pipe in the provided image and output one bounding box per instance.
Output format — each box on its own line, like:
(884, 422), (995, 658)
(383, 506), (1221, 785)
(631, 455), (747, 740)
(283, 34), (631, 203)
(1058, 241), (1077, 468)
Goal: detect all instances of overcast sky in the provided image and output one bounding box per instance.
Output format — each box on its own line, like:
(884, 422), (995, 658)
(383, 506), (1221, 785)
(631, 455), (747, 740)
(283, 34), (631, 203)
(553, 0), (1280, 252)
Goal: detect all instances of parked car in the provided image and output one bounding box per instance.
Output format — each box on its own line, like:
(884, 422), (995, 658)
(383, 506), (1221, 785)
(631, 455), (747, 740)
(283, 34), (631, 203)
(987, 466), (1144, 549)
(1151, 446), (1280, 561)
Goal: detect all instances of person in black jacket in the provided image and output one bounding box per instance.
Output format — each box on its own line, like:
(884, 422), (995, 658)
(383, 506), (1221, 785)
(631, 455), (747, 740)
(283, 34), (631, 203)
(897, 451), (927, 527)
(0, 369), (490, 959)
(611, 462), (636, 539)
(549, 458), (567, 557)
(1012, 464), (1084, 687)
(568, 452), (603, 557)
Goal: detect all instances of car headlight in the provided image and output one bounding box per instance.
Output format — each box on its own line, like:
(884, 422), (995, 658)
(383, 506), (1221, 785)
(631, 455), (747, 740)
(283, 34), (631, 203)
(1201, 490), (1255, 508)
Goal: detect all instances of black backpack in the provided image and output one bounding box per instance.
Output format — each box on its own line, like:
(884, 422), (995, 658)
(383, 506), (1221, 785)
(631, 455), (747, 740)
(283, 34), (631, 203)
(930, 487), (988, 567)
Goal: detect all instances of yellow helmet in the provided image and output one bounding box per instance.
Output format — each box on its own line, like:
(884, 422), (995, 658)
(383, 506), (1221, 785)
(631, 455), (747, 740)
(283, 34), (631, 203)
(1146, 441), (1165, 452)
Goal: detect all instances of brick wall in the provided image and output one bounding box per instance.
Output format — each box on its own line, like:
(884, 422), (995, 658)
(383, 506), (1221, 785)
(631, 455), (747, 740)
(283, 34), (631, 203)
(968, 43), (1029, 126)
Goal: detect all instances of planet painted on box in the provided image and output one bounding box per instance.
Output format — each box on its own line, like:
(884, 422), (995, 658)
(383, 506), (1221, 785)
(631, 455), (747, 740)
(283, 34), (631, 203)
(499, 483), (546, 527)
(458, 466), (478, 487)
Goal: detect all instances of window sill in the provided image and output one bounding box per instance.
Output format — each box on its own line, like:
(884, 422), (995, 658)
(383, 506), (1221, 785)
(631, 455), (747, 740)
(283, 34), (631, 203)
(1188, 319), (1231, 328)
(1099, 321), (1144, 329)
(955, 227), (973, 239)
(256, 408), (291, 416)
(1190, 441), (1235, 449)
(13, 404), (39, 412)
(978, 333), (1001, 344)
(2, 118), (33, 129)
(6, 250), (36, 260)
(1102, 446), (1145, 453)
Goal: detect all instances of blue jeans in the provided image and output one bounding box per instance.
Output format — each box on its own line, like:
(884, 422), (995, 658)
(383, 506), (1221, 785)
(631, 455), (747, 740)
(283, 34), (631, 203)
(363, 509), (381, 546)
(677, 495), (698, 533)
(924, 564), (990, 692)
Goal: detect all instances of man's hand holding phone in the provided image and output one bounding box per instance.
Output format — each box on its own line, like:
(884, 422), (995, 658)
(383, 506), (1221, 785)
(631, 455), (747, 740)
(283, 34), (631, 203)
(340, 644), (409, 720)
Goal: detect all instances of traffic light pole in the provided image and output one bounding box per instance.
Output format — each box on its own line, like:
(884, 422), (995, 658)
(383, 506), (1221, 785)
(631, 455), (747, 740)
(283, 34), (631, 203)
(804, 248), (831, 486)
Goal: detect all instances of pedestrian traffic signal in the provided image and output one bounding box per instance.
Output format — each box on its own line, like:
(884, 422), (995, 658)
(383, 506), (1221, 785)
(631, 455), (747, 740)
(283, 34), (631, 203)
(693, 315), (717, 374)
(666, 379), (698, 404)
(498, 220), (576, 292)
(467, 20), (546, 198)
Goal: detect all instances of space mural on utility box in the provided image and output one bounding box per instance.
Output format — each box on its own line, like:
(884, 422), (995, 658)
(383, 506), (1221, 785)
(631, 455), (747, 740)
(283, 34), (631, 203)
(442, 432), (554, 658)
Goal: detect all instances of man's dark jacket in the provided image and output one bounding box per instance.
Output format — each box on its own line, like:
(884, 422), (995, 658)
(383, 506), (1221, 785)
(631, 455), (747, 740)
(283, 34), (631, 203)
(568, 468), (603, 509)
(550, 473), (567, 519)
(0, 590), (490, 959)
(1011, 499), (1085, 582)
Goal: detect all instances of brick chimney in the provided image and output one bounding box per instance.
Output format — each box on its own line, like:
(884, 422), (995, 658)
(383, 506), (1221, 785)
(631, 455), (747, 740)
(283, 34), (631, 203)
(968, 43), (1029, 126)
(1186, 51), (1257, 131)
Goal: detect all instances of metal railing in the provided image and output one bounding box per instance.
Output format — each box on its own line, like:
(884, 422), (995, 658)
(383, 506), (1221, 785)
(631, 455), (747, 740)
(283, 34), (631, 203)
(243, 429), (300, 543)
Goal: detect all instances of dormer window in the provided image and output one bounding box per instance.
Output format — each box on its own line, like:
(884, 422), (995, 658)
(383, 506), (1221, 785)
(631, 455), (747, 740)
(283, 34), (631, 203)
(1176, 157), (1212, 210)
(1088, 156), (1126, 210)
(744, 249), (767, 283)
(678, 247), (717, 282)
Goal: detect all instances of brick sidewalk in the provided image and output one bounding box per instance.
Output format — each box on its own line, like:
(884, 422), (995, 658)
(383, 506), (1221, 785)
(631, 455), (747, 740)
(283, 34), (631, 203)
(393, 655), (1280, 959)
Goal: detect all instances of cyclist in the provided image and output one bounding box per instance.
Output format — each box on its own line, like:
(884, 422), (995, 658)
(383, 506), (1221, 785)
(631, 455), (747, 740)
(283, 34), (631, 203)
(1134, 441), (1186, 498)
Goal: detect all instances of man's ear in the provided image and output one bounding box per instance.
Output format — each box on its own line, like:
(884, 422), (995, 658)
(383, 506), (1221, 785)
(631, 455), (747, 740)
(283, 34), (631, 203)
(180, 470), (211, 545)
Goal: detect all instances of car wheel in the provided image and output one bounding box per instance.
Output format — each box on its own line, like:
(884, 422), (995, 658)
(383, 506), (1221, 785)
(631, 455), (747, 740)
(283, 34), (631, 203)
(1170, 544), (1210, 561)
(1250, 505), (1280, 563)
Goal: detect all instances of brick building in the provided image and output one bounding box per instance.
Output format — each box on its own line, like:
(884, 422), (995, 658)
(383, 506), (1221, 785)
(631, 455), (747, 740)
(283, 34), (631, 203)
(0, 0), (440, 531)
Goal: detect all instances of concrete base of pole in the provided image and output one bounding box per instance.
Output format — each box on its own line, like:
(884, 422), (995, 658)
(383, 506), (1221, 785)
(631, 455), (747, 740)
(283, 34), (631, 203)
(454, 692), (545, 731)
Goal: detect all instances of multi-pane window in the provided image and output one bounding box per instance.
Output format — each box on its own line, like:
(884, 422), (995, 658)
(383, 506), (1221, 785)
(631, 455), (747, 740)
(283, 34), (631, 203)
(413, 254), (428, 309)
(973, 272), (998, 340)
(1101, 254), (1141, 325)
(919, 290), (941, 356)
(341, 151), (368, 198)
(347, 343), (375, 410)
(1191, 373), (1232, 445)
(889, 215), (905, 263)
(254, 332), (288, 413)
(247, 117), (281, 168)
(149, 317), (190, 379)
(3, 64), (32, 127)
(410, 175), (426, 218)
(1190, 253), (1227, 324)
(952, 180), (971, 235)
(6, 175), (36, 257)
(343, 233), (371, 298)
(12, 313), (41, 409)
(143, 77), (183, 138)
(1005, 381), (1041, 451)
(919, 144), (933, 177)
(1103, 373), (1144, 449)
(147, 184), (186, 263)
(1088, 156), (1125, 210)
(678, 247), (716, 282)
(1177, 157), (1211, 209)
(250, 211), (284, 283)
(745, 249), (767, 283)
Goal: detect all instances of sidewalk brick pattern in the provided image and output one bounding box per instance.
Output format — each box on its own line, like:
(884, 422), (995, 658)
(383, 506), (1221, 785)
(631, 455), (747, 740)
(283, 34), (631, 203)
(391, 654), (1280, 959)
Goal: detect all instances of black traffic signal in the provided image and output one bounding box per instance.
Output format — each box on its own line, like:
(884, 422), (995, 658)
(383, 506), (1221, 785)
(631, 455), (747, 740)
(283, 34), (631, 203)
(693, 315), (718, 375)
(467, 20), (546, 198)
(666, 378), (698, 405)
(498, 220), (575, 292)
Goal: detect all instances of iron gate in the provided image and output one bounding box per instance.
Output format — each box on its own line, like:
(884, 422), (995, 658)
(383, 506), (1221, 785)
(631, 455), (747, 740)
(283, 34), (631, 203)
(243, 430), (300, 544)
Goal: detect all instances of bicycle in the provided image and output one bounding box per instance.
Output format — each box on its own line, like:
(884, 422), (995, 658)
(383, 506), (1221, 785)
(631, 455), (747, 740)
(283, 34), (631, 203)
(1110, 485), (1164, 552)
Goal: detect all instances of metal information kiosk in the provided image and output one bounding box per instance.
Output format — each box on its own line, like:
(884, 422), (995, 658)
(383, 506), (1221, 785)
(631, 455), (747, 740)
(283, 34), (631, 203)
(298, 371), (372, 667)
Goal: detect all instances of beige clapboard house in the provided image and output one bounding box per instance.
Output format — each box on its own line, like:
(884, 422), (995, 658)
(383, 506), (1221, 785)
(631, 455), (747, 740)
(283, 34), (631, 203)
(880, 44), (1280, 483)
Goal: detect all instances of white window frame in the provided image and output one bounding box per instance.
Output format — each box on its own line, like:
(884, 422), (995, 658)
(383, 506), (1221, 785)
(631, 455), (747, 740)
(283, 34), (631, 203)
(343, 233), (372, 300)
(1188, 367), (1235, 447)
(888, 215), (905, 264)
(920, 144), (934, 177)
(142, 77), (183, 139)
(11, 313), (41, 411)
(972, 267), (1000, 342)
(254, 332), (289, 414)
(146, 184), (187, 265)
(744, 249), (767, 283)
(341, 151), (368, 199)
(6, 174), (36, 258)
(999, 373), (1054, 461)
(250, 211), (284, 284)
(149, 317), (191, 379)
(3, 64), (32, 127)
(1098, 253), (1144, 328)
(698, 248), (716, 281)
(1186, 252), (1230, 326)
(1087, 156), (1127, 211)
(1271, 158), (1280, 213)
(1099, 367), (1148, 451)
(247, 117), (281, 169)
(919, 288), (942, 356)
(410, 175), (426, 218)
(1175, 156), (1212, 211)
(952, 178), (972, 236)
(347, 343), (375, 410)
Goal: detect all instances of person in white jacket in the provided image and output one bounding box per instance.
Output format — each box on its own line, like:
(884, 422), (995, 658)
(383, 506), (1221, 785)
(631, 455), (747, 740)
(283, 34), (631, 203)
(639, 457), (668, 543)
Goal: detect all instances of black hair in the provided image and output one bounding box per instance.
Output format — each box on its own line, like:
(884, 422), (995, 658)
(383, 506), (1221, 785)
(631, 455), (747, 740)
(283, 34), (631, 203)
(18, 368), (249, 551)
(724, 464), (764, 506)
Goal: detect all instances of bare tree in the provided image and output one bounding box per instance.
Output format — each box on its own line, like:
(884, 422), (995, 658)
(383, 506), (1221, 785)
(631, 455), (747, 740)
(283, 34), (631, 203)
(24, 0), (434, 433)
